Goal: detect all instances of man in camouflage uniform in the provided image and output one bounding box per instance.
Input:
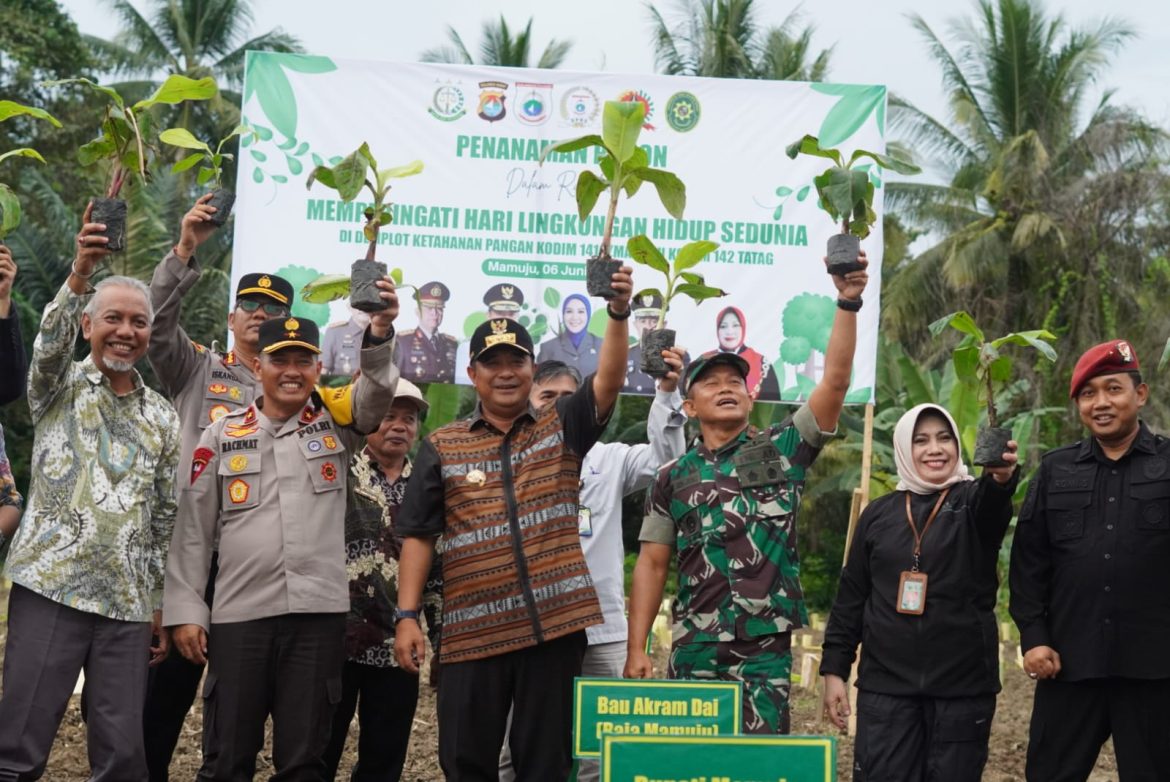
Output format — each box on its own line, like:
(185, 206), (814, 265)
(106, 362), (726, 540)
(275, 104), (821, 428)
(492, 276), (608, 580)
(624, 255), (868, 733)
(394, 280), (458, 383)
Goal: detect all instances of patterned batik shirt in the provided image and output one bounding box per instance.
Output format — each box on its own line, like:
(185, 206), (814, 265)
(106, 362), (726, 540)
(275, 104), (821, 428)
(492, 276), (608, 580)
(639, 403), (835, 645)
(0, 423), (21, 564)
(344, 449), (443, 667)
(3, 282), (181, 622)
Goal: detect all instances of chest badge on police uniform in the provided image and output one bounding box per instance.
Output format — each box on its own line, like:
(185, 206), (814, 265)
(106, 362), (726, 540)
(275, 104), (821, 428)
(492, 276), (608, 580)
(229, 455), (248, 472)
(228, 478), (250, 504)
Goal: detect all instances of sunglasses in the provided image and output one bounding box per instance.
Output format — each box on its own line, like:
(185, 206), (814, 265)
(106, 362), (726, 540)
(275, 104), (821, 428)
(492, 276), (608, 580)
(236, 299), (290, 317)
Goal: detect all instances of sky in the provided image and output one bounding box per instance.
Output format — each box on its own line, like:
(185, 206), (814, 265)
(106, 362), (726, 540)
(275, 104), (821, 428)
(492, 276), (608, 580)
(57, 0), (1170, 130)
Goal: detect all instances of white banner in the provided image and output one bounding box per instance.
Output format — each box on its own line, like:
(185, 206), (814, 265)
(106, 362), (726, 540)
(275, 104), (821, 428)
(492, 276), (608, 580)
(235, 52), (888, 403)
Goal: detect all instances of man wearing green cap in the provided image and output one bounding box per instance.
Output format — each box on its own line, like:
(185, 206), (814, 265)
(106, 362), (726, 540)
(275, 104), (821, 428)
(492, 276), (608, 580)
(625, 256), (869, 735)
(163, 285), (400, 779)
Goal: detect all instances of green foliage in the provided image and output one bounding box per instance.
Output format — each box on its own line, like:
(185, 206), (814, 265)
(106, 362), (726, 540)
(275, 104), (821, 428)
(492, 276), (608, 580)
(627, 234), (726, 328)
(160, 124), (255, 189)
(48, 74), (217, 197)
(419, 15), (571, 68)
(929, 311), (1057, 427)
(785, 134), (920, 238)
(307, 142), (422, 247)
(0, 100), (61, 238)
(275, 264), (331, 326)
(540, 100), (686, 256)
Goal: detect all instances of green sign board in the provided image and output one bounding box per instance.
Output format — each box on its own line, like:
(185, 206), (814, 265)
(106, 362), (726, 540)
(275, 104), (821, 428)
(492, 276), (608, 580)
(601, 735), (837, 782)
(574, 678), (743, 759)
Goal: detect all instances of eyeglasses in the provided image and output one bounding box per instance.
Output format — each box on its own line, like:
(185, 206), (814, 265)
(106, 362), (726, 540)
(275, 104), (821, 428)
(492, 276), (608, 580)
(236, 299), (290, 317)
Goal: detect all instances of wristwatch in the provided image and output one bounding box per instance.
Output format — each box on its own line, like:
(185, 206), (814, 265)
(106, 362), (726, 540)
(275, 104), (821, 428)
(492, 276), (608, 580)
(393, 607), (420, 624)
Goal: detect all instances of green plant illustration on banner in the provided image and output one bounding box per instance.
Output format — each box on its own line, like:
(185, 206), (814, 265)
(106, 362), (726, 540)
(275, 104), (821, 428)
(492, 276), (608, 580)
(241, 52), (338, 186)
(517, 300), (550, 341)
(755, 182), (811, 221)
(811, 83), (886, 147)
(775, 292), (871, 402)
(274, 264), (330, 326)
(463, 311), (486, 339)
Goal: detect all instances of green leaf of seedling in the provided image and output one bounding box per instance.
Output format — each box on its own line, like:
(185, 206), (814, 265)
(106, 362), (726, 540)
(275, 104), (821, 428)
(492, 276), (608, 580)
(673, 240), (718, 272)
(952, 344), (980, 383)
(784, 134), (843, 166)
(43, 77), (125, 108)
(817, 168), (855, 222)
(0, 100), (61, 127)
(538, 134), (606, 164)
(674, 283), (727, 303)
(363, 223), (377, 242)
(602, 100), (645, 164)
(989, 355), (1012, 383)
(575, 170), (607, 221)
(796, 185), (810, 201)
(0, 184), (22, 237)
(379, 160), (424, 180)
(621, 171), (644, 198)
(636, 168), (685, 219)
(170, 152), (205, 173)
(624, 146), (649, 172)
(679, 271), (705, 285)
(378, 210), (393, 226)
(847, 148), (921, 176)
(390, 268), (404, 285)
(306, 165), (337, 190)
(159, 127), (211, 154)
(929, 311), (985, 342)
(0, 148), (46, 166)
(78, 136), (116, 166)
(332, 149), (370, 201)
(197, 167), (216, 185)
(991, 330), (1058, 362)
(627, 235), (669, 274)
(300, 273), (352, 303)
(133, 74), (217, 110)
(356, 142), (377, 171)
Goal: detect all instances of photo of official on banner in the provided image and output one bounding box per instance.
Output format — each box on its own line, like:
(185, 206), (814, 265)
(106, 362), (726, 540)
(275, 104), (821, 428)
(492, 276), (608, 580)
(235, 53), (890, 402)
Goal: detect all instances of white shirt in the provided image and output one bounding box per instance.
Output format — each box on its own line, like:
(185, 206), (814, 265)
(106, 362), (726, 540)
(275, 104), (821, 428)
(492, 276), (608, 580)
(578, 388), (686, 645)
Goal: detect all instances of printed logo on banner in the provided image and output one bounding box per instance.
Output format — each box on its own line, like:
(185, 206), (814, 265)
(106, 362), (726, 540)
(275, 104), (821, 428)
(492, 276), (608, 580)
(560, 86), (599, 128)
(477, 81), (508, 123)
(515, 82), (552, 125)
(617, 89), (655, 130)
(666, 92), (701, 132)
(428, 81), (466, 122)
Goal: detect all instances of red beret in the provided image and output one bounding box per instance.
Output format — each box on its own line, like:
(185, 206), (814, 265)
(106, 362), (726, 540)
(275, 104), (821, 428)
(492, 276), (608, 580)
(1069, 340), (1139, 398)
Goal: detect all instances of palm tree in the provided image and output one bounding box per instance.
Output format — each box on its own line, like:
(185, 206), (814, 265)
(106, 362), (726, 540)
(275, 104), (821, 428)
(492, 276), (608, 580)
(883, 0), (1166, 414)
(648, 0), (832, 81)
(420, 16), (572, 68)
(85, 0), (303, 131)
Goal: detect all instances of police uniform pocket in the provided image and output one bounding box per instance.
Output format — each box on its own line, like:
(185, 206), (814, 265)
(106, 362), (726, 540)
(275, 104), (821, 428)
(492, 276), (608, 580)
(1131, 478), (1170, 531)
(219, 450), (261, 510)
(200, 383), (250, 428)
(298, 433), (346, 494)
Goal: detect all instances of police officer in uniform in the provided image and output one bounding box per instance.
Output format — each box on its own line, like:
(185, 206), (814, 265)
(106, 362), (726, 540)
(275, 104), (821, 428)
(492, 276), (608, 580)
(164, 306), (400, 780)
(321, 307), (370, 379)
(144, 195), (296, 780)
(395, 280), (458, 383)
(1011, 340), (1170, 781)
(454, 282), (526, 379)
(623, 292), (690, 394)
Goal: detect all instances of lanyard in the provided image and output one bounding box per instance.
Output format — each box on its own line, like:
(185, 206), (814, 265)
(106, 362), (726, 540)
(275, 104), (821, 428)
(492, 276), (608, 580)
(904, 488), (951, 573)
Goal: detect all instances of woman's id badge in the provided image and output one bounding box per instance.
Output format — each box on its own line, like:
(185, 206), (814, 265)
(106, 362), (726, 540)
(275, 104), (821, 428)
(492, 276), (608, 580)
(896, 571), (928, 615)
(578, 507), (593, 537)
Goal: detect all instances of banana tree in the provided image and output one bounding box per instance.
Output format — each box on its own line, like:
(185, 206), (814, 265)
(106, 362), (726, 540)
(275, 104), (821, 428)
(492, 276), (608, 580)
(785, 134), (920, 274)
(160, 124), (255, 225)
(929, 310), (1057, 466)
(539, 100), (685, 299)
(45, 74), (218, 251)
(306, 142), (422, 311)
(0, 100), (61, 240)
(627, 234), (726, 376)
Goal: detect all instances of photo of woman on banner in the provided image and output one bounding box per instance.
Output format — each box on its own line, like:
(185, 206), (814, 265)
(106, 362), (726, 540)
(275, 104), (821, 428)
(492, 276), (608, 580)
(537, 293), (602, 377)
(712, 305), (780, 401)
(820, 403), (1019, 782)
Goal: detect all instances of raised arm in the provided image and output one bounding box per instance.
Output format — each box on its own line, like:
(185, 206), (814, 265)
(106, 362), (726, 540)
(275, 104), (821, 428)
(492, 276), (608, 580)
(326, 292), (401, 445)
(807, 251), (869, 434)
(148, 196), (219, 398)
(590, 265), (633, 420)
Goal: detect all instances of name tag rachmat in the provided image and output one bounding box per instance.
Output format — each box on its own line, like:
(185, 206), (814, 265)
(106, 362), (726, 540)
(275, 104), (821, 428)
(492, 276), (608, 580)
(897, 488), (950, 616)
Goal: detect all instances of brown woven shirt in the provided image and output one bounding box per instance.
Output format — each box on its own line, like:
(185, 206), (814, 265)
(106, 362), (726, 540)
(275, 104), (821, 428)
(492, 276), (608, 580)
(397, 378), (607, 663)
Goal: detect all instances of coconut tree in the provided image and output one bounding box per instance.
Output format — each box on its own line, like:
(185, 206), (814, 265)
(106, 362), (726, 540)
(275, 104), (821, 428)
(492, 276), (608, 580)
(84, 0), (303, 132)
(883, 0), (1166, 403)
(648, 0), (832, 81)
(419, 16), (572, 68)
